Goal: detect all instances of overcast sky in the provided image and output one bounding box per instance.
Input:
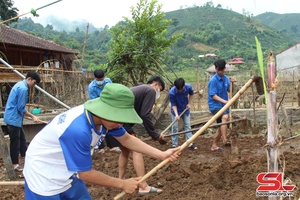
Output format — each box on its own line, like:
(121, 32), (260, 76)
(13, 0), (300, 28)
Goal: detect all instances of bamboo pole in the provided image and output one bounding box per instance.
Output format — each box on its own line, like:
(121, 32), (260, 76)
(266, 92), (279, 174)
(0, 181), (24, 186)
(251, 83), (256, 127)
(266, 53), (279, 200)
(82, 23), (89, 63)
(0, 0), (62, 25)
(267, 53), (276, 90)
(114, 76), (262, 200)
(229, 79), (236, 129)
(0, 58), (70, 109)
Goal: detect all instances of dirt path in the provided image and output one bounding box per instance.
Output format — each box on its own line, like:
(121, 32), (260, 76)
(1, 131), (299, 200)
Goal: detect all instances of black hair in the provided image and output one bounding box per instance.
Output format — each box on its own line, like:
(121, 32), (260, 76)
(26, 71), (41, 84)
(94, 69), (105, 78)
(174, 78), (185, 90)
(134, 82), (144, 86)
(147, 76), (165, 91)
(214, 59), (226, 71)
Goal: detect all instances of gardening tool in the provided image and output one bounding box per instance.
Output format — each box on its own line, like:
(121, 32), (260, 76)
(25, 117), (48, 124)
(0, 181), (24, 186)
(161, 107), (189, 136)
(164, 117), (246, 138)
(37, 119), (48, 124)
(114, 75), (264, 200)
(142, 107), (188, 142)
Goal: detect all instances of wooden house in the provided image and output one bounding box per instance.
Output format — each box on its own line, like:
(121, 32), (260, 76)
(0, 24), (91, 110)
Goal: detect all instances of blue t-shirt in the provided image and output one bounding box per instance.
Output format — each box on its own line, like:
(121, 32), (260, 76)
(88, 78), (112, 99)
(168, 84), (194, 116)
(24, 105), (125, 196)
(4, 80), (28, 127)
(208, 73), (230, 113)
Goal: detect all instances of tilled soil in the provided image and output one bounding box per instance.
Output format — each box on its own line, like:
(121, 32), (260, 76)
(0, 131), (300, 200)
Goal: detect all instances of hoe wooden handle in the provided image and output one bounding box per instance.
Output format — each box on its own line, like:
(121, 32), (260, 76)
(160, 107), (189, 136)
(114, 76), (261, 200)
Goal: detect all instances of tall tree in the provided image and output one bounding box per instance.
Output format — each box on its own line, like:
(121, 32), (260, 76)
(0, 0), (18, 24)
(107, 0), (180, 85)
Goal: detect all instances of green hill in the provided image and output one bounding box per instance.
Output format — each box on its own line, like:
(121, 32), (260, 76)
(163, 6), (296, 69)
(10, 5), (298, 71)
(255, 12), (300, 40)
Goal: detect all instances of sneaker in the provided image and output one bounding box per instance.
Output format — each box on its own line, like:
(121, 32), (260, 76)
(170, 145), (177, 148)
(188, 143), (197, 150)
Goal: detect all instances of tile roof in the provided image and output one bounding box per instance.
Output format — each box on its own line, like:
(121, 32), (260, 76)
(0, 24), (79, 54)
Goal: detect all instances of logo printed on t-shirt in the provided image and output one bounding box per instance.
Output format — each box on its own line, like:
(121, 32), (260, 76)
(58, 114), (66, 124)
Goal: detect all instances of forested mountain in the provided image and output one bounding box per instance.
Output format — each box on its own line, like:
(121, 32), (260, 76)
(8, 5), (298, 71)
(255, 12), (300, 41)
(163, 6), (296, 69)
(36, 14), (102, 33)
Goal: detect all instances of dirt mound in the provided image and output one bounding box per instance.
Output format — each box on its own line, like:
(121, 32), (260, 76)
(1, 134), (300, 200)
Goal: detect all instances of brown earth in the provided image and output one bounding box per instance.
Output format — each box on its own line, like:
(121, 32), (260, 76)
(0, 124), (300, 200)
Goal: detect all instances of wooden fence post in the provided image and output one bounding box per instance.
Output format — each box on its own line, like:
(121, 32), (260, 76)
(0, 127), (16, 180)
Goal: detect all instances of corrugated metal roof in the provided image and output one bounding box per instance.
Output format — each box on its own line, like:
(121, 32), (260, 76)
(0, 24), (79, 54)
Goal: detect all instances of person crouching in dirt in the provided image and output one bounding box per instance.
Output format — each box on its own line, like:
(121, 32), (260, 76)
(23, 83), (180, 199)
(107, 76), (167, 195)
(208, 59), (235, 151)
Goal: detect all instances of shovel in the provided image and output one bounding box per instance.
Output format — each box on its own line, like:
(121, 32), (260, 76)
(114, 76), (264, 200)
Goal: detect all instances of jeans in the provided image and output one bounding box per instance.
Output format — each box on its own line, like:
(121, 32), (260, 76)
(171, 114), (193, 147)
(7, 125), (27, 165)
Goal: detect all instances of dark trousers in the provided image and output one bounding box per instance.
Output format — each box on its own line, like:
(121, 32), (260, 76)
(105, 134), (121, 149)
(107, 123), (135, 148)
(7, 125), (27, 164)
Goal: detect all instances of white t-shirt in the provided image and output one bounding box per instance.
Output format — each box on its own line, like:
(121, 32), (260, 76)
(23, 105), (125, 196)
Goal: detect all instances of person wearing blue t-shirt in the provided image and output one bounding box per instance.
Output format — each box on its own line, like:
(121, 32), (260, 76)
(4, 71), (41, 172)
(88, 69), (120, 153)
(88, 69), (112, 99)
(208, 59), (234, 151)
(169, 78), (197, 150)
(24, 83), (180, 199)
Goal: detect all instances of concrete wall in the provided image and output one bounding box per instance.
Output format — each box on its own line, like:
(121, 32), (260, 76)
(276, 43), (300, 82)
(276, 43), (300, 70)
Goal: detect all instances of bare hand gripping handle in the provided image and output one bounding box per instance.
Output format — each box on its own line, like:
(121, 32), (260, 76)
(114, 76), (263, 200)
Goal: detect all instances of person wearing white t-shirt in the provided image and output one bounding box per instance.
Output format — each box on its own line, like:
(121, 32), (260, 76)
(23, 83), (180, 199)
